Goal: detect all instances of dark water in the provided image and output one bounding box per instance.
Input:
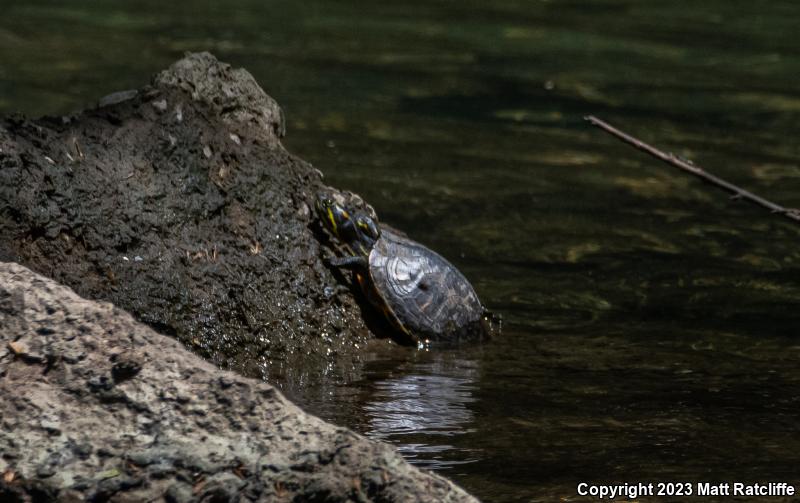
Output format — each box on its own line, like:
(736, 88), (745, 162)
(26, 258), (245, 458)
(4, 1), (800, 501)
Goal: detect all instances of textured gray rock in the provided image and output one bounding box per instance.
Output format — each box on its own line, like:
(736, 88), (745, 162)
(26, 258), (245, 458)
(0, 262), (477, 502)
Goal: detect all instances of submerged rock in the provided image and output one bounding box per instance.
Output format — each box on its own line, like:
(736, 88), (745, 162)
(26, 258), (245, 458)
(0, 52), (377, 387)
(0, 262), (476, 502)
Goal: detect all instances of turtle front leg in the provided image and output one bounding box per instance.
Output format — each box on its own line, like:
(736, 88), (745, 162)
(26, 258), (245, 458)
(326, 255), (368, 269)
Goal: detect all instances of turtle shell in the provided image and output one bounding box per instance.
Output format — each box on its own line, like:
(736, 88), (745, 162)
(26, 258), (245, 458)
(367, 229), (488, 343)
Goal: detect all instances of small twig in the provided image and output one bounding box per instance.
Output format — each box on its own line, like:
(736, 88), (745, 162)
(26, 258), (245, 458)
(585, 115), (800, 224)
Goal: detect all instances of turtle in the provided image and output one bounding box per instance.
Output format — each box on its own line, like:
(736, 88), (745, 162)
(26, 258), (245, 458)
(315, 193), (494, 346)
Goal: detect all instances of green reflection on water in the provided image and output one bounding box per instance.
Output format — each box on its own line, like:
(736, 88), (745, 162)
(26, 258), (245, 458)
(3, 1), (800, 501)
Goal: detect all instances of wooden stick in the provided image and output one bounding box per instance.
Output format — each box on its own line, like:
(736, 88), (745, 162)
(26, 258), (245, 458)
(584, 115), (800, 224)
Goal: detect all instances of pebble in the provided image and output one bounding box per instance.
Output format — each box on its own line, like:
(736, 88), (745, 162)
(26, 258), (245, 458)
(40, 420), (61, 435)
(165, 482), (193, 503)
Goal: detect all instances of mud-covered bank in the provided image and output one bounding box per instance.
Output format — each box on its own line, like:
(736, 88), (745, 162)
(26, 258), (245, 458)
(0, 262), (477, 502)
(0, 52), (382, 388)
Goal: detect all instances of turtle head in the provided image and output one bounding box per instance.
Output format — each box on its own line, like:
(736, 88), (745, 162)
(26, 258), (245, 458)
(315, 193), (380, 256)
(315, 194), (351, 239)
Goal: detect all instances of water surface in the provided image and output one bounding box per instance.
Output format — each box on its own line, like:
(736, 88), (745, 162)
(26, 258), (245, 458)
(3, 1), (800, 500)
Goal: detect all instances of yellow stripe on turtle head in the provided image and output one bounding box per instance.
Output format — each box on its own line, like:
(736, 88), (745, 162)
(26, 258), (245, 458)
(326, 207), (338, 235)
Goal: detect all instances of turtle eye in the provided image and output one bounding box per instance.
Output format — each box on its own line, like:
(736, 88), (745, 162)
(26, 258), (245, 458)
(315, 195), (333, 215)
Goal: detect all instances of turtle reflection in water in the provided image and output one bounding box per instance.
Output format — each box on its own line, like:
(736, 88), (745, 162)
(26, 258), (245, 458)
(315, 193), (495, 346)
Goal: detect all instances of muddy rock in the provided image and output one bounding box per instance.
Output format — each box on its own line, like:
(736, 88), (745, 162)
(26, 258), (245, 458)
(0, 262), (477, 502)
(0, 52), (377, 387)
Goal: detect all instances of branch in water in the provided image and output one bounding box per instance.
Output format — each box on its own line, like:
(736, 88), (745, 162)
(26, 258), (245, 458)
(585, 115), (800, 224)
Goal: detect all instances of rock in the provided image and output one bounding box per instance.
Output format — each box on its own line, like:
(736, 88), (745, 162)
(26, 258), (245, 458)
(0, 262), (477, 502)
(0, 52), (375, 388)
